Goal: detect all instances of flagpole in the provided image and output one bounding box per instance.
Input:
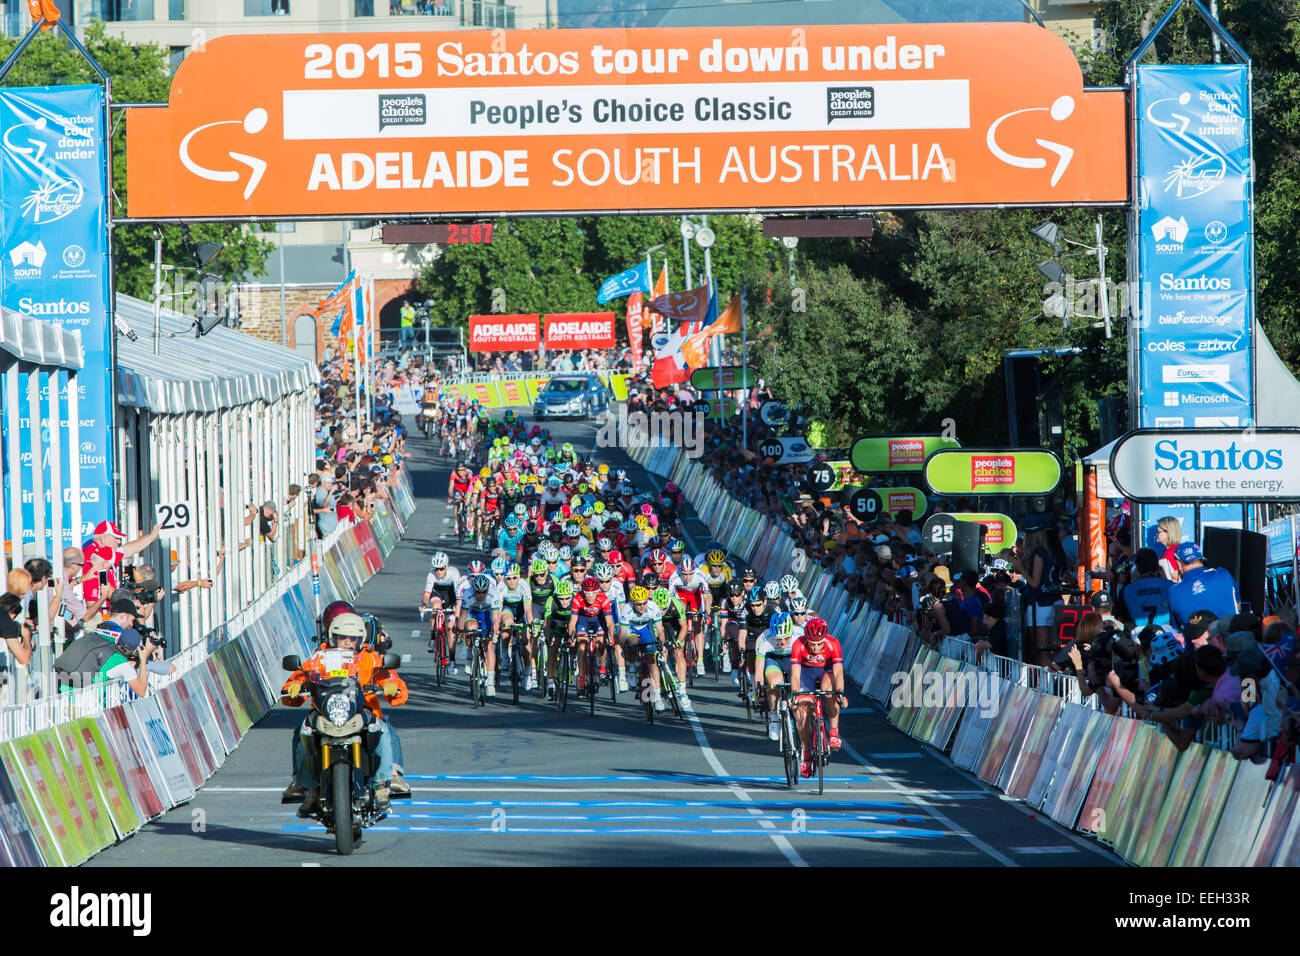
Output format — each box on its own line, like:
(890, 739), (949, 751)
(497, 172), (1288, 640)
(352, 323), (361, 435)
(741, 288), (748, 448)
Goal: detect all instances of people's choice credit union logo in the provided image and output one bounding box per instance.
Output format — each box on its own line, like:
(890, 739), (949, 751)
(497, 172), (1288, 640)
(179, 107), (270, 201)
(985, 95), (1075, 187)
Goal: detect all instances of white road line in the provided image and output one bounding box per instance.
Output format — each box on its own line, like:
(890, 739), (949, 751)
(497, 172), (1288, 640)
(922, 748), (1117, 862)
(199, 784), (967, 796)
(1008, 845), (1081, 854)
(679, 698), (807, 867)
(841, 740), (1018, 867)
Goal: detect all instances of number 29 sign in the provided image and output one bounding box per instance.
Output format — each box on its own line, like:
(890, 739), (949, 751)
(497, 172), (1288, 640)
(155, 501), (198, 542)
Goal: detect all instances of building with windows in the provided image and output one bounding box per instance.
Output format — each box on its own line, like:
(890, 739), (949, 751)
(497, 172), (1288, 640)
(3, 0), (551, 355)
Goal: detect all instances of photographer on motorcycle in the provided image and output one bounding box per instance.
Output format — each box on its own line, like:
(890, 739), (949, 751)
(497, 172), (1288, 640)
(281, 612), (408, 817)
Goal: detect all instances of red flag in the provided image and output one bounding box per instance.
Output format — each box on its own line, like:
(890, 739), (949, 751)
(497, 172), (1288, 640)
(648, 285), (711, 324)
(626, 293), (644, 367)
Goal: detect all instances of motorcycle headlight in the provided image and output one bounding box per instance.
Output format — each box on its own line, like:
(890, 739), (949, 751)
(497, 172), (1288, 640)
(325, 693), (354, 726)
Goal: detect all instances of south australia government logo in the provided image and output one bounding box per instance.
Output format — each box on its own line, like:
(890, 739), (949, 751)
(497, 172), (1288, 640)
(3, 114), (90, 225)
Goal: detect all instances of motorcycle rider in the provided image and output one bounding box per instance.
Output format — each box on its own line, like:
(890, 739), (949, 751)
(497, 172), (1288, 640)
(281, 612), (408, 818)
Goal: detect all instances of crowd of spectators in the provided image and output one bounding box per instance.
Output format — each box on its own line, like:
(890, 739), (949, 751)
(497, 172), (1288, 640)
(621, 365), (1300, 768)
(467, 347), (634, 376)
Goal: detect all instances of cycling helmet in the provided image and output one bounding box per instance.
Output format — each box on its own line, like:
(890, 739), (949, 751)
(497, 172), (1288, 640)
(524, 520), (538, 534)
(562, 442), (574, 454)
(564, 522), (582, 537)
(491, 557), (509, 575)
(615, 469), (627, 481)
(530, 558), (548, 575)
(774, 613), (796, 638)
(608, 549), (624, 564)
(678, 555), (696, 575)
(629, 585), (650, 603)
(706, 549), (727, 566)
(469, 573), (492, 592)
(505, 514), (520, 529)
(803, 618), (828, 643)
(554, 579), (575, 598)
(581, 575), (600, 592)
(506, 563), (521, 578)
(780, 574), (799, 593)
(557, 545), (573, 562)
(641, 569), (660, 587)
(740, 567), (757, 580)
(622, 519), (638, 533)
(652, 587), (671, 609)
(595, 563), (616, 582)
(547, 476), (561, 489)
(320, 600), (357, 635)
(747, 585), (765, 603)
(538, 542), (558, 561)
(726, 579), (745, 597)
(650, 548), (668, 564)
(635, 515), (649, 530)
(640, 504), (654, 517)
(430, 552), (449, 569)
(467, 559), (486, 575)
(596, 536), (613, 552)
(789, 594), (809, 612)
(513, 503), (527, 517)
(592, 501), (605, 515)
(666, 481), (677, 493)
(620, 482), (635, 496)
(764, 581), (781, 600)
(326, 612), (367, 647)
(668, 538), (685, 553)
(480, 467), (491, 478)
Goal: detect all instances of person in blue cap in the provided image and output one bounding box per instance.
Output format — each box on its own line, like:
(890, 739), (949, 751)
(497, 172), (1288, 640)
(1168, 541), (1240, 630)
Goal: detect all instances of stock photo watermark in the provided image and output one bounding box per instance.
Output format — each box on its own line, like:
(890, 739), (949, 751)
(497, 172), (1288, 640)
(888, 667), (1000, 718)
(595, 404), (706, 459)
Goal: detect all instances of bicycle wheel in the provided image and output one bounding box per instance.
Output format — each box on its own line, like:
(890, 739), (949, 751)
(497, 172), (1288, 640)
(710, 620), (722, 681)
(814, 714), (826, 796)
(435, 629), (447, 687)
(781, 712), (798, 789)
(470, 647), (482, 707)
(684, 633), (696, 689)
(608, 646), (618, 704)
(743, 671), (754, 723)
(663, 662), (683, 719)
(587, 648), (597, 717)
(558, 648), (570, 712)
(511, 634), (521, 706)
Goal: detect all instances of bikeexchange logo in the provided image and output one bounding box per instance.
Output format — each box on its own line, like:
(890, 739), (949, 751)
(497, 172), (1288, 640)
(2, 115), (88, 225)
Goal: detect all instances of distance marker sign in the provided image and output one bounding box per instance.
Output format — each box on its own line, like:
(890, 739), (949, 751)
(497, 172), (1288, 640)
(851, 435), (959, 474)
(806, 461), (837, 493)
(690, 366), (758, 391)
(923, 448), (1061, 496)
(846, 487), (883, 521)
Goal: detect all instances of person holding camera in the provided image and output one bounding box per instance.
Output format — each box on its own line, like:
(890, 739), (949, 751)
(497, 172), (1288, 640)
(94, 599), (160, 697)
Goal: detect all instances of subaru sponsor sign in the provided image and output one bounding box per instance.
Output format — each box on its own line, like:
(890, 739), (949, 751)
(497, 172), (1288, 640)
(1135, 65), (1253, 428)
(1110, 429), (1300, 503)
(0, 86), (113, 546)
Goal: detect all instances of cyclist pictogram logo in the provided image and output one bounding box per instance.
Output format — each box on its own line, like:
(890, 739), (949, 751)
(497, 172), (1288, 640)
(985, 95), (1075, 188)
(179, 107), (270, 200)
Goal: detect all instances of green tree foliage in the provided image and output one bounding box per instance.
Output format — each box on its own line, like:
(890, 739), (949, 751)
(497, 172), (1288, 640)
(0, 23), (271, 301)
(416, 213), (771, 329)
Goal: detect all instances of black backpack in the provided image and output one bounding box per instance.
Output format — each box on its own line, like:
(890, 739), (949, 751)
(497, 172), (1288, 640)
(54, 633), (117, 689)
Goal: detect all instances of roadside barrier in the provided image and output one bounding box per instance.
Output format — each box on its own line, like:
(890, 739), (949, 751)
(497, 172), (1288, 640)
(625, 441), (1299, 866)
(0, 469), (416, 867)
(438, 372), (629, 407)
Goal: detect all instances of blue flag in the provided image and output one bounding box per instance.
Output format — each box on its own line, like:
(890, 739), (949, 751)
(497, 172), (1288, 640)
(596, 262), (652, 304)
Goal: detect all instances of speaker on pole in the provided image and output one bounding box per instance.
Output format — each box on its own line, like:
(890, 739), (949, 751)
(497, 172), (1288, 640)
(949, 520), (986, 578)
(1202, 527), (1267, 616)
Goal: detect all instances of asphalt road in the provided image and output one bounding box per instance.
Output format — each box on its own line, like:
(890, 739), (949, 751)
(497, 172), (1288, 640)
(89, 415), (1118, 867)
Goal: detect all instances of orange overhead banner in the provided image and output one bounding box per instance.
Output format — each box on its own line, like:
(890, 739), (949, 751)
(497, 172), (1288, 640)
(125, 23), (1126, 220)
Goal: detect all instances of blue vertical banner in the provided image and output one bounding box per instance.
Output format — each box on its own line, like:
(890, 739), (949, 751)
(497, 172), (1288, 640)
(1135, 64), (1254, 429)
(0, 85), (114, 549)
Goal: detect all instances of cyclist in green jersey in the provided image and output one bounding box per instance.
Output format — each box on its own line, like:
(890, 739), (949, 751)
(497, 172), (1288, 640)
(543, 580), (577, 700)
(653, 586), (690, 703)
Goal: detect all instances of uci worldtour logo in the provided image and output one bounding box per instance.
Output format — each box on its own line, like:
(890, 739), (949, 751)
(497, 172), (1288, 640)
(1163, 152), (1227, 200)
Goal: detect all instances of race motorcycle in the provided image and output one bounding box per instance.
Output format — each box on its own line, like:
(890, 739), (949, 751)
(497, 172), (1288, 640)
(282, 649), (401, 855)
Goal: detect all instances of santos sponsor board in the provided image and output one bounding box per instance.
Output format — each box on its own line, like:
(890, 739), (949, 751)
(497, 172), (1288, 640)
(1135, 65), (1254, 428)
(1110, 429), (1300, 503)
(0, 86), (114, 545)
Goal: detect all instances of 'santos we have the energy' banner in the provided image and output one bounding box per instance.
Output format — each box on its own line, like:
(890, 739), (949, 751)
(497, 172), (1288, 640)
(125, 24), (1126, 219)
